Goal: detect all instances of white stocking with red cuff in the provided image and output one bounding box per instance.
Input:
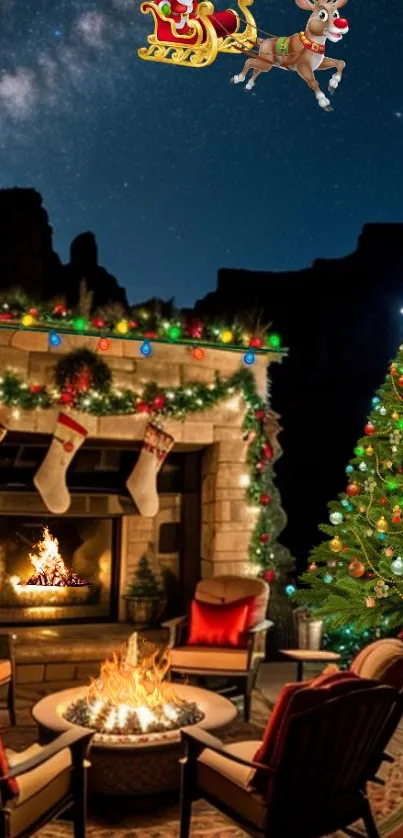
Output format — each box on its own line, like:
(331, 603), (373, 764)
(126, 422), (175, 517)
(34, 412), (88, 514)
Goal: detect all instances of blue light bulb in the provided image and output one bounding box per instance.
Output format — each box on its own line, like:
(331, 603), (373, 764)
(140, 341), (152, 357)
(285, 584), (296, 597)
(49, 332), (61, 347)
(243, 351), (255, 365)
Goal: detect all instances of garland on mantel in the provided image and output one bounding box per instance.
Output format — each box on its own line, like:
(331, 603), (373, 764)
(0, 295), (283, 354)
(0, 364), (292, 579)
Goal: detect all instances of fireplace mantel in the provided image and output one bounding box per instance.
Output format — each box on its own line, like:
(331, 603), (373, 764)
(0, 326), (285, 621)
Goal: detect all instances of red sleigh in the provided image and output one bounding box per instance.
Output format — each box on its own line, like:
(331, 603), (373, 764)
(138, 0), (257, 68)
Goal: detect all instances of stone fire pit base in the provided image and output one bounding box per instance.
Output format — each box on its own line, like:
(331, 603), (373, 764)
(32, 684), (238, 796)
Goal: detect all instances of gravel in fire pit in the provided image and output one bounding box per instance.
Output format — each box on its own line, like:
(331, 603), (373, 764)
(63, 697), (205, 736)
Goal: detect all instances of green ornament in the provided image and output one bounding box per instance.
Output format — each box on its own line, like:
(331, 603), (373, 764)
(354, 446), (365, 456)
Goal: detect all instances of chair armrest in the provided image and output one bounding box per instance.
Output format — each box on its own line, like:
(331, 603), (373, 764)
(4, 729), (94, 780)
(161, 615), (187, 629)
(162, 615), (187, 647)
(248, 620), (274, 634)
(181, 728), (275, 775)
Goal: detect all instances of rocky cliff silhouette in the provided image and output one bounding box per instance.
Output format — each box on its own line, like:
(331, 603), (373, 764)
(195, 224), (403, 568)
(0, 188), (127, 310)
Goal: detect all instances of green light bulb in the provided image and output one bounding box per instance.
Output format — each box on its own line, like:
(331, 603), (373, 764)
(74, 317), (87, 332)
(267, 333), (281, 349)
(168, 325), (181, 340)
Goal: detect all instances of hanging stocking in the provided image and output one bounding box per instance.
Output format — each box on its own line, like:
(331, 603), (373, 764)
(126, 422), (174, 517)
(34, 412), (88, 514)
(0, 407), (9, 444)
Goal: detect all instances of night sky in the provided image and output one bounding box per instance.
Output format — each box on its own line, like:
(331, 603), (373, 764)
(0, 0), (401, 306)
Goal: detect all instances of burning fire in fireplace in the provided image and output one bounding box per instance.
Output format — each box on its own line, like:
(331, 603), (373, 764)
(14, 527), (91, 589)
(63, 633), (204, 741)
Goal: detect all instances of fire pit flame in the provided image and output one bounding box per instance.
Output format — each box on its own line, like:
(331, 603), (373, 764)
(63, 634), (204, 739)
(18, 527), (91, 588)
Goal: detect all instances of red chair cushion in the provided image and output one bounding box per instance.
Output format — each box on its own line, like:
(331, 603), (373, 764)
(187, 598), (251, 647)
(0, 731), (18, 799)
(254, 670), (372, 771)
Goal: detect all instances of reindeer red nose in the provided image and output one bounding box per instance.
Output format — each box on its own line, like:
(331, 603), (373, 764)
(333, 17), (349, 29)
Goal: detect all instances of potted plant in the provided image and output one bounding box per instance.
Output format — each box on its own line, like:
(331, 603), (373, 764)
(124, 552), (165, 628)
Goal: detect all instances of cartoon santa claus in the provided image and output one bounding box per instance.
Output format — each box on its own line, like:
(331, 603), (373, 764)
(158, 0), (198, 30)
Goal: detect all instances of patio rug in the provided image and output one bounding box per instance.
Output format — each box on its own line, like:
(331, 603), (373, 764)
(2, 690), (403, 838)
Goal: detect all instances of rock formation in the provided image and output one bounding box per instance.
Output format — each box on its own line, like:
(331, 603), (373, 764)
(56, 231), (128, 311)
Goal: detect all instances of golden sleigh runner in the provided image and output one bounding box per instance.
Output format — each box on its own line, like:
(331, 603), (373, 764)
(138, 0), (257, 69)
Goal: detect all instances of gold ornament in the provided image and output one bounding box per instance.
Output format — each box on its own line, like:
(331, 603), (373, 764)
(329, 537), (343, 553)
(308, 562), (317, 571)
(366, 446), (374, 456)
(366, 529), (373, 537)
(359, 505), (366, 513)
(376, 516), (388, 533)
(392, 412), (399, 420)
(365, 596), (376, 608)
(384, 461), (393, 470)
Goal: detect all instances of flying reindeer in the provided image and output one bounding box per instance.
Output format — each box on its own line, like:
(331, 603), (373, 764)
(231, 0), (349, 112)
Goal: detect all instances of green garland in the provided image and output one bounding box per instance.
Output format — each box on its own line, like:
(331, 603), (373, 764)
(0, 365), (288, 576)
(0, 292), (282, 354)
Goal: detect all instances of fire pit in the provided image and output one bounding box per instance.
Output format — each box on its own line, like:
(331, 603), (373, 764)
(32, 634), (237, 795)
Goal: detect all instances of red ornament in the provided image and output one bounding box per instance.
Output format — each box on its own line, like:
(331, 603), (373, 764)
(254, 409), (265, 421)
(260, 533), (270, 543)
(348, 559), (365, 578)
(264, 570), (276, 583)
(74, 368), (91, 393)
(259, 493), (271, 505)
(136, 401), (151, 413)
(380, 497), (387, 505)
(60, 391), (74, 405)
(0, 312), (13, 321)
(152, 395), (166, 410)
(393, 512), (402, 524)
(144, 331), (158, 339)
(30, 384), (44, 394)
(398, 376), (403, 388)
(29, 308), (39, 318)
(249, 336), (264, 349)
(53, 304), (67, 316)
(262, 443), (273, 460)
(91, 317), (105, 329)
(364, 422), (375, 436)
(346, 482), (360, 497)
(256, 461), (266, 472)
(391, 364), (398, 377)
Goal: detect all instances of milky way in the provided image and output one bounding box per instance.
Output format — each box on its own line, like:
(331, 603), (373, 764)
(0, 0), (402, 305)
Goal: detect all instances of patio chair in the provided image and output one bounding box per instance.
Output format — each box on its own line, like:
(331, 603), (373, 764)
(0, 727), (94, 838)
(163, 575), (271, 722)
(0, 634), (16, 727)
(180, 671), (403, 838)
(352, 637), (403, 688)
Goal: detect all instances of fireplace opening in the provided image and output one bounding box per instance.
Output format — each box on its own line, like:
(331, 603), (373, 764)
(0, 515), (120, 625)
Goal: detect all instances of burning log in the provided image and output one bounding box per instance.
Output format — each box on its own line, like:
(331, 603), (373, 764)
(19, 527), (91, 588)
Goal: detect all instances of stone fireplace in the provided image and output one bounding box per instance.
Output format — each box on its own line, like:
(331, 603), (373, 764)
(0, 327), (283, 628)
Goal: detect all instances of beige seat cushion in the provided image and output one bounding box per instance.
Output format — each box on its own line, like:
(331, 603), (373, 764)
(197, 740), (267, 829)
(5, 743), (72, 838)
(169, 646), (249, 672)
(0, 659), (11, 682)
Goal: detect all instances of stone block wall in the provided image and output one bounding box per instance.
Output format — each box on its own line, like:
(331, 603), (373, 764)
(0, 328), (282, 612)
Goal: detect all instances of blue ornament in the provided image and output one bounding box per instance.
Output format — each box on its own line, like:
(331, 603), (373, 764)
(377, 533), (387, 541)
(324, 574), (333, 584)
(285, 584), (296, 597)
(346, 465), (354, 474)
(341, 499), (350, 508)
(372, 397), (380, 406)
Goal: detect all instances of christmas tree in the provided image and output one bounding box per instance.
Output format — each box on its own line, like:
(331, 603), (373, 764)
(126, 553), (161, 598)
(298, 346), (403, 645)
